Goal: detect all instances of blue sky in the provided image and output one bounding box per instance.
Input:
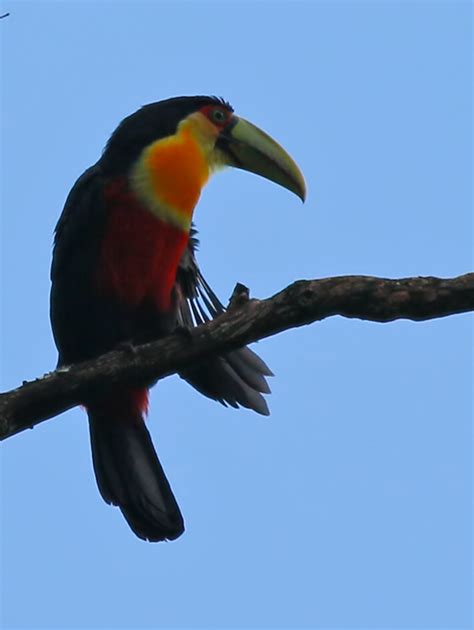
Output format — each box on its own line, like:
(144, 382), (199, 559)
(1, 1), (472, 628)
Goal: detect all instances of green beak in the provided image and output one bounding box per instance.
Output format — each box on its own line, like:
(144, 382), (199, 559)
(217, 116), (306, 201)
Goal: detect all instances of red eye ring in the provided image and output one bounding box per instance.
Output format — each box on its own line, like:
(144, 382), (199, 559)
(200, 104), (230, 128)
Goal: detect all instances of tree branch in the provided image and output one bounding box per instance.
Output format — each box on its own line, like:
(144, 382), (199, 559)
(1, 273), (472, 441)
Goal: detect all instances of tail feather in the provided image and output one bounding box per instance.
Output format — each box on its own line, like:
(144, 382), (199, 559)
(87, 390), (184, 542)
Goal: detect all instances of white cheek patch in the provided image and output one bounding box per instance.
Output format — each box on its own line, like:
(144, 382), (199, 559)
(209, 147), (229, 173)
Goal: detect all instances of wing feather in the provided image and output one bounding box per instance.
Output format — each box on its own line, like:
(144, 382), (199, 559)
(175, 227), (273, 415)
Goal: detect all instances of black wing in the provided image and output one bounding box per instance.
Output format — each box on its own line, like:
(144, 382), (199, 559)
(175, 228), (273, 416)
(50, 164), (115, 365)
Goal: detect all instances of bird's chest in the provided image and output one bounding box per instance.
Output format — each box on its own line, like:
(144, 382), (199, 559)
(97, 179), (189, 312)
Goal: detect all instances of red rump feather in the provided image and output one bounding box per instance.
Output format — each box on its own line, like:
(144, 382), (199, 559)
(92, 387), (150, 417)
(97, 178), (189, 312)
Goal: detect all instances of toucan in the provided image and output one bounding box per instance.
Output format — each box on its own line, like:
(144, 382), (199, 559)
(50, 96), (306, 542)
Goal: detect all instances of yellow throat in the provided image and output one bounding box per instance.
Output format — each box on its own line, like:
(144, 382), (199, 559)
(130, 112), (225, 231)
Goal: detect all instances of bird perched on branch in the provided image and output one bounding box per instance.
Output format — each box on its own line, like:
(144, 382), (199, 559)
(50, 96), (306, 542)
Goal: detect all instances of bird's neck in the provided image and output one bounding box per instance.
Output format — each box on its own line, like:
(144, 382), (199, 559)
(129, 120), (211, 232)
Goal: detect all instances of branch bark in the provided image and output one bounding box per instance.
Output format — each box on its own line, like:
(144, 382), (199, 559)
(1, 273), (473, 441)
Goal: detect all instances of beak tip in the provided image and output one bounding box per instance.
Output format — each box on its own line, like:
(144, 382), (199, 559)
(290, 171), (306, 203)
(295, 182), (307, 203)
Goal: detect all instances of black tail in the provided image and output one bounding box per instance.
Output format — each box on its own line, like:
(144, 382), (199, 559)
(87, 390), (184, 542)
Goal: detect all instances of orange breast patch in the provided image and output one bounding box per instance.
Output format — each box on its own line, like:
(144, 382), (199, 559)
(146, 128), (209, 213)
(130, 124), (211, 231)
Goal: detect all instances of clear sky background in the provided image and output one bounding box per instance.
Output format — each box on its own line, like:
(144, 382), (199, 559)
(1, 1), (472, 628)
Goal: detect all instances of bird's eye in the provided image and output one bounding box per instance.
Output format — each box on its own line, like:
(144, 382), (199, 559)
(210, 108), (227, 125)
